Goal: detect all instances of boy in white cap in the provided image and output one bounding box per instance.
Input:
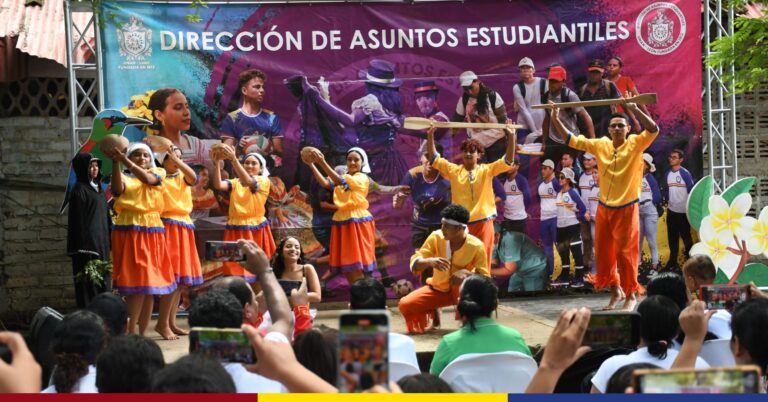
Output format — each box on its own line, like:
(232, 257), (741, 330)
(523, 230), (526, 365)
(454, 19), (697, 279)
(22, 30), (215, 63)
(553, 167), (589, 287)
(453, 71), (509, 162)
(538, 159), (560, 278)
(512, 57), (547, 143)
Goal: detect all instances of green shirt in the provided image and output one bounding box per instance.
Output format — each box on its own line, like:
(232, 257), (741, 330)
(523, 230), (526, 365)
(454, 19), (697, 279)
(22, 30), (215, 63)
(429, 317), (531, 375)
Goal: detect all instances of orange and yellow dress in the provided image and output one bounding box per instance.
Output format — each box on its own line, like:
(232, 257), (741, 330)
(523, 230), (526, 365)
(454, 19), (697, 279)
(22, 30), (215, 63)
(112, 168), (177, 295)
(222, 175), (276, 283)
(329, 172), (376, 274)
(161, 172), (203, 286)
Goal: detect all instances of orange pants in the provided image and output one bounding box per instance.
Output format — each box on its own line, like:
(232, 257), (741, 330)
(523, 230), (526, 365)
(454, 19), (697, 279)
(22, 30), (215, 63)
(468, 219), (494, 267)
(398, 284), (460, 334)
(594, 203), (640, 296)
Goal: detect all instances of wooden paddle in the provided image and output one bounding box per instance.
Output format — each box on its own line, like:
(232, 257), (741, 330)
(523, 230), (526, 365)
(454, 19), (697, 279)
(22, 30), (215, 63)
(404, 117), (523, 131)
(531, 93), (657, 109)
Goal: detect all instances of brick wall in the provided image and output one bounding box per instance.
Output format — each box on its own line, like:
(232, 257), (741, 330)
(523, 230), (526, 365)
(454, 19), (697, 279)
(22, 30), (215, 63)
(0, 116), (92, 326)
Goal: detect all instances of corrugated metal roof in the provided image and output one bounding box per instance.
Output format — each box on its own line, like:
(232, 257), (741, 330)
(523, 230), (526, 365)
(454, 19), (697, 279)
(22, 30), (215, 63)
(0, 0), (94, 67)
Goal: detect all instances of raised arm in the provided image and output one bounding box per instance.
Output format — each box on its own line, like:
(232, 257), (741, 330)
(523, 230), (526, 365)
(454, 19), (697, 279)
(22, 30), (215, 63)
(209, 151), (230, 192)
(224, 145), (256, 189)
(167, 147), (197, 186)
(548, 103), (570, 142)
(110, 150), (126, 196)
(504, 128), (517, 163)
(426, 126), (438, 162)
(624, 101), (657, 133)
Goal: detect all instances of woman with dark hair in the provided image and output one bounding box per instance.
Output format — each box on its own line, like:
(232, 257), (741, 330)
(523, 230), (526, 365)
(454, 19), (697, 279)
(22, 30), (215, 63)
(590, 295), (709, 393)
(271, 236), (321, 304)
(292, 328), (337, 386)
(147, 88), (213, 169)
(190, 164), (222, 219)
(429, 274), (531, 375)
(42, 310), (106, 393)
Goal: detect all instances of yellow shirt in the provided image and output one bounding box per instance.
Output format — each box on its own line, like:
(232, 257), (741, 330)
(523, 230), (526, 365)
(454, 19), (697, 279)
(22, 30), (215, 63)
(227, 176), (270, 227)
(567, 130), (658, 208)
(113, 167), (166, 229)
(161, 173), (195, 225)
(410, 230), (489, 292)
(432, 155), (511, 223)
(332, 172), (372, 222)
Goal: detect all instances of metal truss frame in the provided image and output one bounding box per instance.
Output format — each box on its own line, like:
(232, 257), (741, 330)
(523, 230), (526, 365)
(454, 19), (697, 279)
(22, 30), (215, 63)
(703, 0), (738, 192)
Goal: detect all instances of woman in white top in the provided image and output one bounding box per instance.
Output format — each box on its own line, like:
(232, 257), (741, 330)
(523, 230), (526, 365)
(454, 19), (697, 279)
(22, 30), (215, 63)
(42, 310), (106, 393)
(591, 295), (709, 393)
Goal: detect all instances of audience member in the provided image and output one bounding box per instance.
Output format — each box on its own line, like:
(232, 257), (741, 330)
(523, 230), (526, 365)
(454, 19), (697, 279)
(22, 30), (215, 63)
(0, 332), (42, 393)
(730, 298), (768, 374)
(43, 310), (106, 393)
(96, 335), (164, 392)
(293, 327), (338, 386)
(429, 274), (530, 375)
(681, 255), (732, 339)
(86, 292), (128, 336)
(151, 354), (236, 393)
(604, 362), (659, 393)
(398, 373), (454, 393)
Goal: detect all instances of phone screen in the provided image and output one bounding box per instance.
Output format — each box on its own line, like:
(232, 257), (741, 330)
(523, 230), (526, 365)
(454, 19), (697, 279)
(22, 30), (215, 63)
(189, 327), (254, 363)
(699, 284), (750, 311)
(582, 311), (640, 349)
(338, 311), (389, 393)
(205, 241), (245, 262)
(635, 367), (761, 393)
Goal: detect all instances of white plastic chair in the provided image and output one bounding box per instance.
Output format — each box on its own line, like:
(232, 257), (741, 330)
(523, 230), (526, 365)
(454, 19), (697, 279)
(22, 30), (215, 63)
(438, 351), (538, 393)
(699, 339), (736, 367)
(389, 361), (421, 382)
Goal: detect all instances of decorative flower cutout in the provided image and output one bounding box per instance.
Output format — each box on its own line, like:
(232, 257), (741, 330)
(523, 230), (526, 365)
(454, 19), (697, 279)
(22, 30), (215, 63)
(737, 206), (768, 257)
(708, 193), (753, 235)
(690, 216), (740, 278)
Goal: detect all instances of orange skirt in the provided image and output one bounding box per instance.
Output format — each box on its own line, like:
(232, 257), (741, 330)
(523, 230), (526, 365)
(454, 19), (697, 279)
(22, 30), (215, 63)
(330, 218), (377, 273)
(112, 228), (176, 295)
(468, 218), (495, 267)
(162, 219), (203, 287)
(221, 223), (276, 283)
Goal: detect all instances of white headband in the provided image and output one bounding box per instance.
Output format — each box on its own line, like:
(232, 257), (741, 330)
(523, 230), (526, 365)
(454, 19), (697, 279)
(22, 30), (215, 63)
(441, 218), (468, 228)
(127, 142), (156, 169)
(348, 147), (371, 174)
(243, 152), (270, 177)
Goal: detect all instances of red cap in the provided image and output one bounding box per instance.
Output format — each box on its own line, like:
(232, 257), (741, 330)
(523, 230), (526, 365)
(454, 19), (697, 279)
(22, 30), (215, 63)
(548, 66), (567, 81)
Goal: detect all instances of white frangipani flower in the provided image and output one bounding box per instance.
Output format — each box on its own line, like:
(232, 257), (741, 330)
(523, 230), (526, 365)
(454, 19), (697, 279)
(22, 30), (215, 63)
(737, 206), (768, 257)
(690, 216), (740, 279)
(708, 193), (753, 236)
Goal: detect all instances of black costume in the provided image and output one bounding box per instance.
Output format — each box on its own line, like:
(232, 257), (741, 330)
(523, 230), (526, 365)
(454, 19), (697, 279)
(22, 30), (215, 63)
(67, 153), (111, 307)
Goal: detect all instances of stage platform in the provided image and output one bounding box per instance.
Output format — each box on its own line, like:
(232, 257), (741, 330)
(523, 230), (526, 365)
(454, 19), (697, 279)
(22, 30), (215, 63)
(155, 292), (612, 366)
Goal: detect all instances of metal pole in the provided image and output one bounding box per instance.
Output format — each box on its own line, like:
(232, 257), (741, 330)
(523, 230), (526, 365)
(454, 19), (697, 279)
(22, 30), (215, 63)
(64, 0), (79, 158)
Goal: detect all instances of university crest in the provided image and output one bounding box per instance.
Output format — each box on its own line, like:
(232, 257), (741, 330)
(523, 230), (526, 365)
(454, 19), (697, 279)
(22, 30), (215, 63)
(117, 16), (152, 61)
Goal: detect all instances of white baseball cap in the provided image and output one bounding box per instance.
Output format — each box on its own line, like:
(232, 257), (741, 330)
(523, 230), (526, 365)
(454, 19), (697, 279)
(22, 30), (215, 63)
(541, 159), (555, 169)
(643, 153), (656, 172)
(518, 57), (534, 69)
(561, 167), (576, 183)
(459, 71), (478, 87)
(583, 152), (596, 160)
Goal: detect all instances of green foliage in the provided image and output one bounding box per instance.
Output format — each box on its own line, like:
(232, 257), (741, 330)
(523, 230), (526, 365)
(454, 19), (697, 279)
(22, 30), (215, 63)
(734, 262), (768, 286)
(73, 0), (208, 27)
(721, 177), (756, 205)
(76, 259), (112, 288)
(715, 268), (730, 284)
(706, 14), (768, 93)
(686, 175), (713, 231)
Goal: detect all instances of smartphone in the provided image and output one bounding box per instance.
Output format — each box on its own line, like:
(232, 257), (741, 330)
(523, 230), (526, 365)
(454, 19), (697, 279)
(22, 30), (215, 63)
(189, 327), (254, 363)
(337, 310), (389, 393)
(278, 279), (303, 297)
(205, 241), (245, 262)
(582, 311), (641, 349)
(699, 284), (750, 311)
(634, 366), (762, 393)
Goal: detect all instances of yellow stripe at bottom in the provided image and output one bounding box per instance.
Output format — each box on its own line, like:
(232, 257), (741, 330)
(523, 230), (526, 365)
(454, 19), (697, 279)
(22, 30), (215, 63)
(261, 394), (507, 402)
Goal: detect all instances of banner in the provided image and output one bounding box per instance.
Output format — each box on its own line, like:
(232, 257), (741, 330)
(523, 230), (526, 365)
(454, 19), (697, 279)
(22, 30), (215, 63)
(100, 0), (703, 298)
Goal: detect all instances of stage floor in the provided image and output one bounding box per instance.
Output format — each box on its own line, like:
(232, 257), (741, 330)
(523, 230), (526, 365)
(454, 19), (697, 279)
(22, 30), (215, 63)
(154, 292), (613, 364)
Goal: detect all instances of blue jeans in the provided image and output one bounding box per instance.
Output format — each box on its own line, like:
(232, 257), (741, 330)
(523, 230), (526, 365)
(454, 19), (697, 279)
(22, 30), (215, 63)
(541, 217), (557, 275)
(639, 202), (659, 265)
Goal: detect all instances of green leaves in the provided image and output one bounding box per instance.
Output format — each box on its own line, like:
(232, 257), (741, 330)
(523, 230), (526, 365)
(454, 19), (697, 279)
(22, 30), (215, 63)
(706, 15), (768, 93)
(721, 177), (756, 205)
(734, 263), (768, 286)
(76, 259), (112, 287)
(687, 175), (713, 231)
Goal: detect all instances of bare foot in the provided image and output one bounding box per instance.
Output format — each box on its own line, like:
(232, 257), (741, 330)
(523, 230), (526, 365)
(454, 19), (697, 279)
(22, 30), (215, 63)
(619, 293), (638, 311)
(602, 287), (622, 310)
(427, 309), (441, 331)
(617, 287), (626, 301)
(170, 326), (189, 336)
(155, 325), (179, 340)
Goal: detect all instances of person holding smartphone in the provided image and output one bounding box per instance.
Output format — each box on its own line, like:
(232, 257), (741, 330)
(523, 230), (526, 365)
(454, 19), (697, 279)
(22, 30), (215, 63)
(398, 204), (489, 334)
(272, 236), (321, 304)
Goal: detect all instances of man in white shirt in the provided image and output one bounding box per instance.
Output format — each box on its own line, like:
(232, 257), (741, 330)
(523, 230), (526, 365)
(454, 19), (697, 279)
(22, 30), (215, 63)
(663, 149), (695, 270)
(512, 57), (547, 144)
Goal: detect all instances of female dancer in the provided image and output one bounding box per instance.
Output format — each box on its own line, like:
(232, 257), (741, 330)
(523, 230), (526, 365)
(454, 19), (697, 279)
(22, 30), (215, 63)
(210, 145), (275, 283)
(156, 145), (203, 340)
(303, 147), (376, 286)
(147, 88), (211, 169)
(108, 142), (176, 335)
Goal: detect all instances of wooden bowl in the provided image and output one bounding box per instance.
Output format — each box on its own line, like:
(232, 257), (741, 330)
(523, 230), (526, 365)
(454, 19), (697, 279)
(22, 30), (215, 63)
(300, 146), (320, 164)
(144, 135), (173, 153)
(98, 134), (129, 157)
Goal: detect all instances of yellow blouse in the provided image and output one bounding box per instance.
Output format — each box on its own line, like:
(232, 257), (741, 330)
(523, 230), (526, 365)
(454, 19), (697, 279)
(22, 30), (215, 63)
(227, 176), (270, 228)
(161, 172), (195, 225)
(332, 172), (372, 222)
(432, 155), (510, 224)
(410, 230), (489, 292)
(113, 167), (166, 229)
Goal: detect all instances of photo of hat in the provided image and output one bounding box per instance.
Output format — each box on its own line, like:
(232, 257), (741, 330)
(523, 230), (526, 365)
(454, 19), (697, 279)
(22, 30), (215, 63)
(359, 59), (402, 88)
(643, 153), (656, 172)
(459, 71), (479, 87)
(583, 152), (596, 160)
(587, 59), (605, 73)
(542, 159), (555, 169)
(518, 57), (534, 69)
(561, 167), (577, 184)
(547, 66), (567, 82)
(414, 80), (439, 94)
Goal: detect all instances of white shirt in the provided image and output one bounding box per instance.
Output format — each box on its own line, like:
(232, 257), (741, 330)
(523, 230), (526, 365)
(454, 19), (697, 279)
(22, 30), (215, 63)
(389, 332), (419, 368)
(588, 186), (600, 217)
(455, 94), (505, 148)
(591, 346), (710, 393)
(556, 190), (581, 228)
(512, 77), (547, 132)
(666, 168), (691, 213)
(578, 171), (596, 200)
(539, 179), (558, 220)
(41, 365), (98, 393)
(223, 331), (289, 393)
(503, 177), (527, 221)
(708, 310), (732, 340)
